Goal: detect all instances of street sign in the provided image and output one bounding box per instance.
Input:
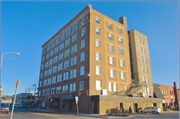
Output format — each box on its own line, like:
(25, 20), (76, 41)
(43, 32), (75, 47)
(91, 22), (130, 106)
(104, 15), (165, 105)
(15, 80), (21, 88)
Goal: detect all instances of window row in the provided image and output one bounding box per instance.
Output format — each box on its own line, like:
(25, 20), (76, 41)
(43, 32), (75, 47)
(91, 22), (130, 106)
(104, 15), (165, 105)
(141, 56), (147, 64)
(142, 66), (148, 74)
(139, 38), (145, 45)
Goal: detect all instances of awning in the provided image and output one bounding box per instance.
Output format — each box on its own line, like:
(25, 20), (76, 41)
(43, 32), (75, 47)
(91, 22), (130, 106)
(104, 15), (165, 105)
(63, 94), (75, 101)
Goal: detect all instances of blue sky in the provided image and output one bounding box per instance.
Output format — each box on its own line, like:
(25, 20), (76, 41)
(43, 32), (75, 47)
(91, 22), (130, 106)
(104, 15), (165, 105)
(1, 1), (179, 95)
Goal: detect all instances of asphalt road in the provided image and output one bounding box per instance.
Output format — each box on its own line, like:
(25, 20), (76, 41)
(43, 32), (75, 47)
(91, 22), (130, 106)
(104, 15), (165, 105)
(0, 107), (179, 119)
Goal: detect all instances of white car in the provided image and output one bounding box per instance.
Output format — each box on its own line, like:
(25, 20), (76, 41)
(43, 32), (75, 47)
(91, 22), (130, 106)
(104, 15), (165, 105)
(140, 107), (161, 114)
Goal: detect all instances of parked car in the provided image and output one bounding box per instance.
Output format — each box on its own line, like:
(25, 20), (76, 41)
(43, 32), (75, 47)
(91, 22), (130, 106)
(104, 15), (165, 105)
(1, 103), (10, 114)
(140, 107), (161, 114)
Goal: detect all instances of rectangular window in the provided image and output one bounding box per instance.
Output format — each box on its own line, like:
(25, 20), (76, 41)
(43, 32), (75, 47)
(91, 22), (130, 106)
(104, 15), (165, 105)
(119, 37), (123, 44)
(67, 60), (69, 68)
(63, 33), (65, 40)
(142, 39), (145, 45)
(109, 33), (113, 40)
(72, 35), (75, 43)
(80, 81), (84, 90)
(142, 66), (144, 73)
(74, 44), (77, 52)
(70, 84), (73, 92)
(46, 53), (49, 60)
(96, 65), (101, 75)
(59, 86), (61, 93)
(74, 56), (77, 65)
(96, 80), (101, 90)
(110, 56), (114, 65)
(73, 83), (76, 91)
(96, 17), (100, 24)
(53, 66), (57, 73)
(109, 44), (114, 52)
(70, 70), (73, 79)
(96, 39), (101, 48)
(140, 47), (142, 53)
(144, 57), (147, 63)
(139, 38), (141, 43)
(40, 81), (42, 87)
(146, 77), (149, 84)
(82, 18), (85, 25)
(73, 25), (75, 32)
(81, 39), (85, 48)
(121, 71), (125, 80)
(108, 22), (112, 29)
(147, 88), (151, 94)
(68, 49), (70, 56)
(66, 30), (68, 37)
(76, 23), (78, 30)
(81, 27), (85, 36)
(63, 85), (65, 93)
(141, 56), (144, 62)
(75, 33), (78, 41)
(63, 73), (66, 80)
(80, 66), (85, 75)
(120, 48), (124, 55)
(64, 61), (67, 69)
(96, 27), (100, 35)
(118, 27), (122, 34)
(110, 69), (115, 78)
(66, 72), (69, 80)
(47, 45), (50, 52)
(41, 73), (43, 78)
(109, 82), (112, 91)
(81, 52), (85, 62)
(143, 48), (146, 54)
(71, 58), (74, 66)
(60, 74), (62, 82)
(120, 59), (124, 67)
(96, 52), (101, 61)
(66, 85), (68, 92)
(114, 83), (117, 92)
(143, 77), (146, 83)
(145, 67), (148, 74)
(71, 46), (74, 54)
(69, 28), (71, 35)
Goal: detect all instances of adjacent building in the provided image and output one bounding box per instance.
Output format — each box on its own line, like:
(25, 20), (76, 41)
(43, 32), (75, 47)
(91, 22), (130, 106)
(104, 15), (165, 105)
(38, 4), (163, 114)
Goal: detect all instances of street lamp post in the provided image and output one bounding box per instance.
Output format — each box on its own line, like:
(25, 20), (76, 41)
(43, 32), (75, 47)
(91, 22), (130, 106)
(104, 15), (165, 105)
(0, 52), (20, 116)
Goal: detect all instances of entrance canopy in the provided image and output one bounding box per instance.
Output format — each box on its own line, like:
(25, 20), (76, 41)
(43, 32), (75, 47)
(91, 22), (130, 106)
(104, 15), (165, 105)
(63, 94), (75, 101)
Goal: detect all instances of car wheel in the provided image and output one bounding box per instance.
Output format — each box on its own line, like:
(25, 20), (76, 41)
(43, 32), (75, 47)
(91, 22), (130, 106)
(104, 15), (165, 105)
(140, 111), (143, 114)
(144, 112), (146, 114)
(152, 111), (156, 114)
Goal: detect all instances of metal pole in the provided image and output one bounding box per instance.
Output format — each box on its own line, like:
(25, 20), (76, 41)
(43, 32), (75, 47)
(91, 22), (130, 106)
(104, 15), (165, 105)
(10, 87), (18, 119)
(76, 103), (79, 115)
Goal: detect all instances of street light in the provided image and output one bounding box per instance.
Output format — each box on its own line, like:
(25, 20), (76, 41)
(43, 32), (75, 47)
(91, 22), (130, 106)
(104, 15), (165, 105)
(0, 52), (20, 116)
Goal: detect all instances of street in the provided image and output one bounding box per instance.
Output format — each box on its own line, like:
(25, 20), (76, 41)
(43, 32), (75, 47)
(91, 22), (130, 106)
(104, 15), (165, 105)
(0, 107), (179, 119)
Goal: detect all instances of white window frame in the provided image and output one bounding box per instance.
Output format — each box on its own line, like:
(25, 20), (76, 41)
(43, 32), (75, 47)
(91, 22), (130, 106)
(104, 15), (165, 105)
(79, 81), (84, 90)
(96, 80), (101, 90)
(110, 69), (115, 78)
(96, 65), (101, 75)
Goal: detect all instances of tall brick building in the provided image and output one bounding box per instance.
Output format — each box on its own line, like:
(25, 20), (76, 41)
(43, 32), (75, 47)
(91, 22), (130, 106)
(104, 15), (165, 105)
(38, 4), (162, 114)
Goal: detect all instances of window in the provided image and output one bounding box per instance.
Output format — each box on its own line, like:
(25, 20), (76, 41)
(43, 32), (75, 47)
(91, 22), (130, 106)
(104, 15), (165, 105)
(66, 85), (68, 92)
(145, 67), (148, 74)
(96, 65), (101, 75)
(81, 52), (85, 62)
(142, 66), (144, 73)
(42, 56), (44, 62)
(120, 59), (124, 67)
(75, 45), (77, 52)
(72, 35), (75, 43)
(59, 53), (63, 61)
(109, 82), (112, 91)
(39, 91), (41, 96)
(52, 76), (56, 84)
(109, 33), (113, 40)
(118, 27), (122, 34)
(143, 48), (146, 54)
(142, 39), (145, 45)
(82, 18), (85, 25)
(140, 47), (142, 53)
(143, 77), (146, 83)
(41, 73), (43, 78)
(75, 33), (78, 41)
(66, 30), (69, 37)
(56, 87), (59, 94)
(80, 81), (84, 90)
(70, 70), (73, 79)
(63, 33), (65, 40)
(44, 70), (48, 77)
(110, 69), (115, 78)
(60, 43), (64, 51)
(114, 83), (117, 92)
(108, 22), (112, 29)
(47, 45), (50, 52)
(60, 35), (63, 41)
(147, 88), (151, 94)
(121, 71), (125, 80)
(58, 63), (63, 71)
(81, 39), (85, 48)
(73, 83), (76, 91)
(49, 59), (53, 66)
(80, 66), (85, 75)
(139, 38), (141, 43)
(48, 78), (51, 85)
(71, 58), (74, 66)
(76, 23), (78, 30)
(59, 74), (62, 82)
(66, 72), (69, 80)
(46, 53), (49, 60)
(81, 27), (85, 36)
(110, 56), (114, 65)
(50, 50), (54, 57)
(146, 77), (149, 84)
(73, 25), (75, 32)
(70, 84), (73, 92)
(144, 57), (147, 63)
(51, 42), (54, 49)
(96, 39), (101, 48)
(119, 37), (123, 44)
(109, 44), (114, 52)
(96, 52), (101, 61)
(40, 81), (42, 87)
(141, 56), (144, 62)
(67, 60), (69, 68)
(53, 66), (57, 73)
(55, 47), (59, 54)
(96, 17), (100, 24)
(45, 62), (48, 68)
(74, 69), (76, 77)
(63, 85), (65, 93)
(48, 68), (52, 75)
(64, 61), (67, 69)
(120, 48), (124, 55)
(69, 28), (71, 35)
(43, 79), (47, 86)
(96, 80), (101, 90)
(63, 73), (66, 81)
(96, 27), (100, 35)
(71, 46), (75, 54)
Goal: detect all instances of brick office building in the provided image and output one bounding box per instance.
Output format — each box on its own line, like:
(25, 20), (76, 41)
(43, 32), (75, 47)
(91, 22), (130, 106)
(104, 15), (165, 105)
(38, 4), (163, 114)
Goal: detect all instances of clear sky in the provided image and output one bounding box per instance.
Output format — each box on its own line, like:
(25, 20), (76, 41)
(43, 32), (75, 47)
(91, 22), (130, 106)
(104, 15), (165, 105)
(1, 1), (179, 95)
